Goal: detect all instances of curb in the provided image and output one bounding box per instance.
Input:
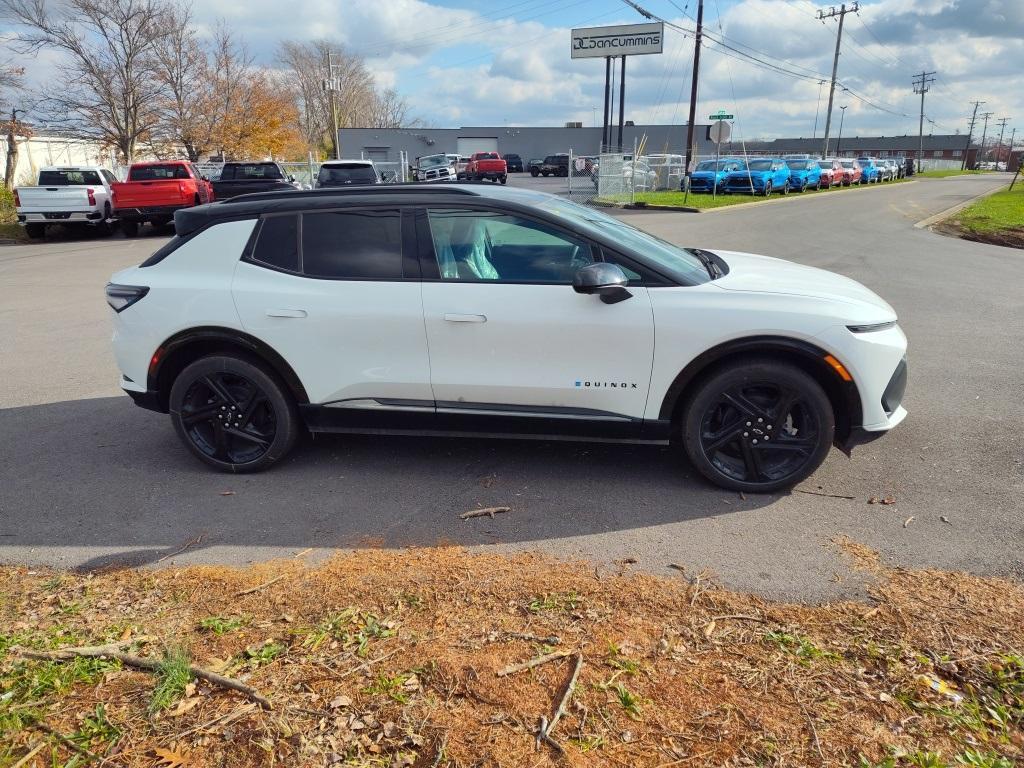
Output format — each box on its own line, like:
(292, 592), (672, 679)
(913, 184), (1009, 229)
(603, 179), (918, 214)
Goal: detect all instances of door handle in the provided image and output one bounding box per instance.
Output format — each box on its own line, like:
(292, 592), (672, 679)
(443, 313), (487, 323)
(266, 309), (307, 318)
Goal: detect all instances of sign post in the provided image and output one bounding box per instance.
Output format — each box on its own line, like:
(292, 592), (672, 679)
(707, 113), (733, 199)
(572, 23), (664, 151)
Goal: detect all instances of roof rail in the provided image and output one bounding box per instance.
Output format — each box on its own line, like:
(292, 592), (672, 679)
(223, 184), (479, 205)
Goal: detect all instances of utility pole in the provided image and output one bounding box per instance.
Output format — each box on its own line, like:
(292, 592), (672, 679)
(683, 0), (704, 177)
(324, 51), (341, 160)
(995, 117), (1010, 167)
(1008, 127), (1017, 172)
(818, 2), (859, 158)
(978, 111), (994, 165)
(912, 71), (935, 173)
(961, 101), (983, 170)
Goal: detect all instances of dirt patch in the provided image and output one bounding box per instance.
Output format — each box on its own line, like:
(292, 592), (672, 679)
(2, 544), (1022, 767)
(933, 218), (1024, 249)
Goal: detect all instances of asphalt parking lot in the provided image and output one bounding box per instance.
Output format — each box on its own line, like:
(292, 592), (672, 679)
(1, 173), (1021, 601)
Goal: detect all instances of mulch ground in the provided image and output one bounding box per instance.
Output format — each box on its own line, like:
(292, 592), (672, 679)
(2, 540), (1021, 767)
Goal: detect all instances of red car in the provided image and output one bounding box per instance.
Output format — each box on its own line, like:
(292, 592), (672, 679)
(816, 159), (845, 187)
(466, 152), (507, 184)
(111, 161), (214, 237)
(838, 159), (863, 186)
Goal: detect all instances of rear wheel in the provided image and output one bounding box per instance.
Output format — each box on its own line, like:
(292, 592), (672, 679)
(682, 359), (834, 493)
(499, 175), (507, 184)
(94, 203), (113, 236)
(25, 223), (46, 239)
(121, 220), (139, 238)
(169, 355), (300, 473)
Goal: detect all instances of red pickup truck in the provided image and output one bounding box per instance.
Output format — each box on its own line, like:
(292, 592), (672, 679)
(111, 161), (213, 237)
(466, 152), (507, 184)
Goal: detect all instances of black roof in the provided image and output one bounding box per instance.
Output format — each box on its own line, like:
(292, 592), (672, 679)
(173, 183), (549, 237)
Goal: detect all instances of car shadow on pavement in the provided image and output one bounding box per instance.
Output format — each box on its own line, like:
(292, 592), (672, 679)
(0, 396), (776, 571)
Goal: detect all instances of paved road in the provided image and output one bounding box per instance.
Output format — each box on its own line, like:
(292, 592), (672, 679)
(1, 174), (1021, 601)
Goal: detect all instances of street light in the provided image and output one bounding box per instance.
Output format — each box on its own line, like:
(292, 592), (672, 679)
(835, 105), (848, 156)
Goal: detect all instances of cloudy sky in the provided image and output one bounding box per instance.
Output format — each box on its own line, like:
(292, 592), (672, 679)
(7, 0), (1024, 143)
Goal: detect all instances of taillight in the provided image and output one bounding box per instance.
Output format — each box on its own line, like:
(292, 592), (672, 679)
(105, 283), (149, 312)
(87, 187), (96, 206)
(12, 189), (19, 206)
(179, 181), (187, 196)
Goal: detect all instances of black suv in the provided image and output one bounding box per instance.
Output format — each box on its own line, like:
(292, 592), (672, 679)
(504, 153), (524, 173)
(531, 154), (569, 177)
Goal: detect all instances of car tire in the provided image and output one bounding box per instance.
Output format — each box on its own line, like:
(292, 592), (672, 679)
(94, 203), (113, 236)
(816, 179), (823, 191)
(499, 175), (507, 184)
(682, 358), (835, 493)
(763, 182), (772, 197)
(169, 354), (300, 473)
(782, 182), (790, 195)
(121, 220), (139, 238)
(25, 222), (46, 239)
(530, 169), (539, 177)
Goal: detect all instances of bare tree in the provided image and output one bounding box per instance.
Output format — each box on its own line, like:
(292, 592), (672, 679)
(2, 0), (171, 163)
(278, 40), (413, 155)
(152, 4), (216, 161)
(1, 64), (26, 189)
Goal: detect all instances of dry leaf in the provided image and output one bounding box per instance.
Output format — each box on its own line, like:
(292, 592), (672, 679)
(168, 697), (200, 717)
(703, 620), (717, 638)
(152, 746), (190, 767)
(329, 695), (352, 709)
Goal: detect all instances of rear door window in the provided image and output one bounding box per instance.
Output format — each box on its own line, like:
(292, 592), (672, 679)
(301, 210), (403, 279)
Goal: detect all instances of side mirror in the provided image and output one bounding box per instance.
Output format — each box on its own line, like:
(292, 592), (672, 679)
(573, 263), (632, 304)
(288, 174), (296, 182)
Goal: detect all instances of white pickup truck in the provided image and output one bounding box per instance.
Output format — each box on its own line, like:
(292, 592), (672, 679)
(15, 166), (119, 238)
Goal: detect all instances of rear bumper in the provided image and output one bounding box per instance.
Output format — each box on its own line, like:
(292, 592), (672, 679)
(124, 388), (165, 413)
(116, 205), (189, 221)
(18, 211), (105, 224)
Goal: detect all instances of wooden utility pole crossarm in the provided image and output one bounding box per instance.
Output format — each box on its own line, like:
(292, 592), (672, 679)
(817, 2), (859, 159)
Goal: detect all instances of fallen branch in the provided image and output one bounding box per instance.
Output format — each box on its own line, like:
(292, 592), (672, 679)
(496, 649), (571, 677)
(546, 652), (583, 737)
(460, 506), (510, 520)
(501, 631), (561, 646)
(156, 534), (204, 563)
(234, 574), (286, 597)
(19, 644), (272, 710)
(711, 614), (768, 623)
(11, 741), (46, 768)
(795, 489), (856, 500)
(30, 722), (100, 762)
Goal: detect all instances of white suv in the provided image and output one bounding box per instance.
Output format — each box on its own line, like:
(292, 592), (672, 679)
(107, 185), (907, 492)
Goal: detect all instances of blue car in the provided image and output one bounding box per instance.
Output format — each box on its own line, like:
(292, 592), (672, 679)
(857, 157), (882, 184)
(686, 158), (744, 193)
(722, 158), (792, 196)
(785, 157), (823, 191)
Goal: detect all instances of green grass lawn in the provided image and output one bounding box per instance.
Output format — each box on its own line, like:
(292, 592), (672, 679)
(955, 187), (1024, 234)
(917, 169), (994, 178)
(0, 188), (26, 242)
(601, 177), (910, 210)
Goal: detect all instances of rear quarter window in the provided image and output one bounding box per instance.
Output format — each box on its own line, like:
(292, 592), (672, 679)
(251, 215), (299, 272)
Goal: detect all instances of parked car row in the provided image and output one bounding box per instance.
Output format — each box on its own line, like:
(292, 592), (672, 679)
(685, 154), (909, 196)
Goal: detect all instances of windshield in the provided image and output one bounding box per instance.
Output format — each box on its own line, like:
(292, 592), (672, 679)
(857, 158), (873, 166)
(128, 164), (190, 181)
(535, 197), (711, 285)
(786, 160), (808, 169)
(695, 160), (730, 172)
(317, 165), (377, 184)
(748, 160), (773, 171)
(418, 156), (449, 169)
(817, 161), (832, 169)
(841, 160), (855, 167)
(38, 169), (102, 185)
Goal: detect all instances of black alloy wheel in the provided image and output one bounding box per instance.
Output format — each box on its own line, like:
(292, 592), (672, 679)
(683, 360), (834, 492)
(169, 355), (299, 472)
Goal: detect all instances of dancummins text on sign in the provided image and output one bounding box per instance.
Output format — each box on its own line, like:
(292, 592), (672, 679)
(570, 22), (664, 59)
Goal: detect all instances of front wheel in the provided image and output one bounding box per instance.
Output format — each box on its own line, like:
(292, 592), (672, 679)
(782, 182), (791, 195)
(530, 168), (539, 177)
(763, 182), (772, 197)
(169, 355), (300, 473)
(682, 359), (834, 493)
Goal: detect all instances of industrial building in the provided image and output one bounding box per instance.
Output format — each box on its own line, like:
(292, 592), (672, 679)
(336, 124), (717, 163)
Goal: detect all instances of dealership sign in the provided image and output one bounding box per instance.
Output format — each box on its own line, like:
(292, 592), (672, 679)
(570, 22), (664, 59)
